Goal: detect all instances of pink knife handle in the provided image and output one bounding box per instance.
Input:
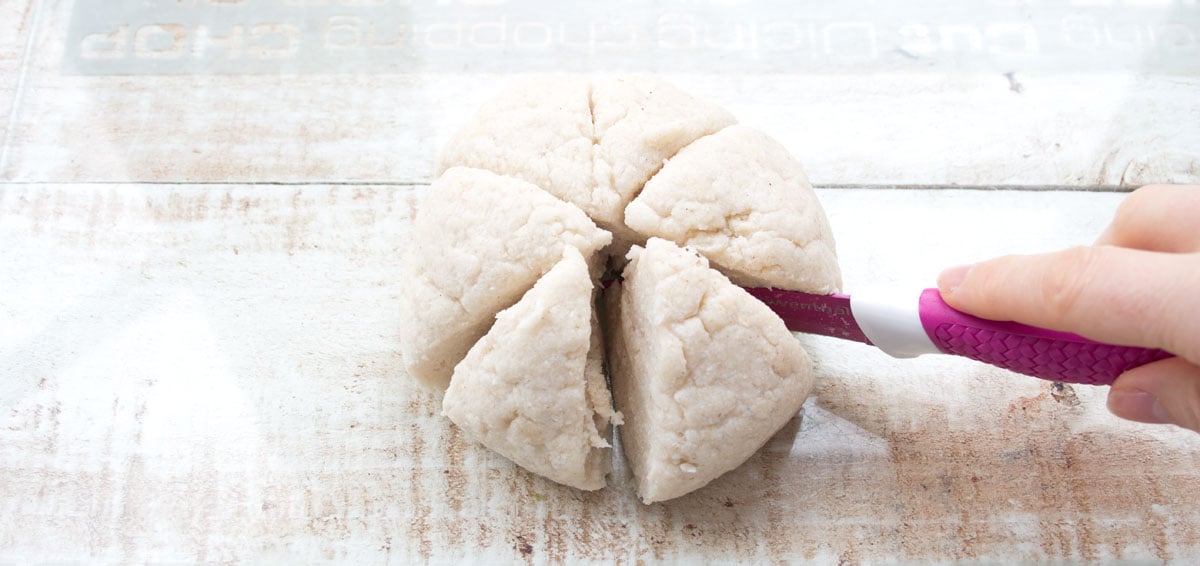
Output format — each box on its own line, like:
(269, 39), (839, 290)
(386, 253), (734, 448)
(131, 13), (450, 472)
(917, 288), (1172, 385)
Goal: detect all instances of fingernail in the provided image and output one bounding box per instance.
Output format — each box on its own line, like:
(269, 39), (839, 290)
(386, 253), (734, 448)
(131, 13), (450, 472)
(1107, 389), (1173, 425)
(938, 264), (972, 293)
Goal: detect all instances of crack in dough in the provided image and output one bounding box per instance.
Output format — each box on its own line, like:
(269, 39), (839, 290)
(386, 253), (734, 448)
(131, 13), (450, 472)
(437, 75), (736, 265)
(436, 75), (599, 222)
(399, 167), (611, 389)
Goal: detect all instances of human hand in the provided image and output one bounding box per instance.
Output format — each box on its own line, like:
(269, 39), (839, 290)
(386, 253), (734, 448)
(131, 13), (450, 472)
(937, 184), (1200, 432)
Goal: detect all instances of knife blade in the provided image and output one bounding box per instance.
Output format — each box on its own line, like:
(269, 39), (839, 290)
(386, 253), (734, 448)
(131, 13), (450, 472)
(743, 286), (1172, 386)
(740, 288), (870, 344)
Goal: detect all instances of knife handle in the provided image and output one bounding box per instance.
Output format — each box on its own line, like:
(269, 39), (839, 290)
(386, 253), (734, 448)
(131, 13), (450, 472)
(915, 288), (1171, 385)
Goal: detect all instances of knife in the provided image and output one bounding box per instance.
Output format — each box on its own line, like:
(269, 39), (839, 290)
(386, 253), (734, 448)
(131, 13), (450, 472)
(743, 287), (1172, 386)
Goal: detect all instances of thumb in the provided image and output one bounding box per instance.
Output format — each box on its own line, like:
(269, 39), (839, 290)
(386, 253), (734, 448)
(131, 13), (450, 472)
(1107, 357), (1200, 432)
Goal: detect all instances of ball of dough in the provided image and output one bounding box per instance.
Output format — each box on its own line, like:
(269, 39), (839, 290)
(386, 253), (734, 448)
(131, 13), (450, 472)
(443, 247), (620, 490)
(407, 75), (842, 500)
(399, 166), (611, 389)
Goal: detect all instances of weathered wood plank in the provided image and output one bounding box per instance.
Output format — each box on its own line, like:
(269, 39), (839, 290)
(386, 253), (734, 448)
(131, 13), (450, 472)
(0, 0), (36, 173)
(1, 184), (1197, 563)
(1, 1), (1196, 186)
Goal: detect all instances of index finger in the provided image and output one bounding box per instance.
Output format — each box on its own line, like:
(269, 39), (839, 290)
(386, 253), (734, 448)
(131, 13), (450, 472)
(938, 246), (1200, 364)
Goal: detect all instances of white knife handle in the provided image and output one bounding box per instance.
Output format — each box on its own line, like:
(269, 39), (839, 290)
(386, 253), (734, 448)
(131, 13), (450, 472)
(850, 288), (940, 358)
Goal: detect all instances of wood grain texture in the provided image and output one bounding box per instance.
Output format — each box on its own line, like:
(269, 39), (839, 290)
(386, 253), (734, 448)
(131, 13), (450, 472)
(2, 185), (1198, 564)
(0, 0), (36, 172)
(1, 1), (1197, 186)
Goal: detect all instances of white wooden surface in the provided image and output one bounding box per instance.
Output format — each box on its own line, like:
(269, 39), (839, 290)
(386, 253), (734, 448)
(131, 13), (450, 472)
(4, 0), (1199, 186)
(2, 0), (1200, 564)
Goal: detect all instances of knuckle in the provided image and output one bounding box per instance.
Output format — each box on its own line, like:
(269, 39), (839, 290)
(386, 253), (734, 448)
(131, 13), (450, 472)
(1177, 369), (1200, 431)
(1108, 186), (1158, 239)
(1133, 183), (1173, 196)
(1041, 246), (1101, 319)
(1114, 182), (1169, 214)
(1184, 402), (1200, 433)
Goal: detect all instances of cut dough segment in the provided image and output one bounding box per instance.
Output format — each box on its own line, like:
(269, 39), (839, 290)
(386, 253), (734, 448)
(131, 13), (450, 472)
(591, 75), (737, 249)
(606, 238), (814, 503)
(625, 125), (842, 294)
(399, 167), (611, 389)
(435, 76), (599, 220)
(443, 247), (620, 490)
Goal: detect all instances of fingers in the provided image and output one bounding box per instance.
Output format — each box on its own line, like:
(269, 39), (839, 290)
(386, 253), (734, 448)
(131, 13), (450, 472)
(1095, 184), (1200, 253)
(1108, 357), (1200, 433)
(943, 184), (1200, 432)
(937, 246), (1200, 364)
